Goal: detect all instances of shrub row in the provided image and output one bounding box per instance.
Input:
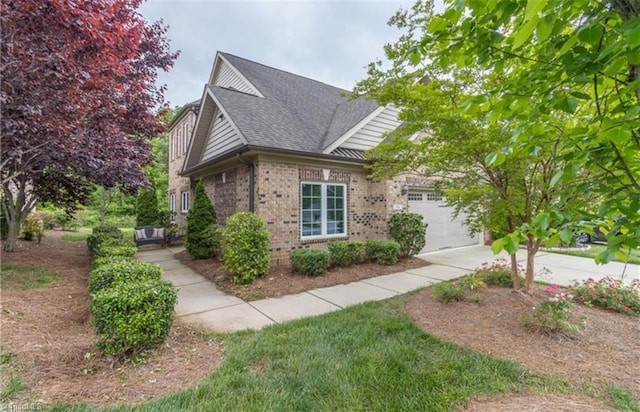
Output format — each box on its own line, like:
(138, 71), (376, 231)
(290, 239), (402, 276)
(86, 225), (177, 358)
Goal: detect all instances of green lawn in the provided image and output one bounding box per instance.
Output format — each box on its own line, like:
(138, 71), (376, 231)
(61, 228), (92, 242)
(546, 244), (640, 265)
(50, 298), (636, 412)
(61, 228), (134, 243)
(1, 264), (59, 290)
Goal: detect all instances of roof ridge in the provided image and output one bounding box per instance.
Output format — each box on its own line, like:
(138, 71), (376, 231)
(219, 51), (351, 94)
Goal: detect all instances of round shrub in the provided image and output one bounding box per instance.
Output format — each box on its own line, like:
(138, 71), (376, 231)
(91, 278), (177, 357)
(290, 249), (330, 276)
(221, 212), (270, 285)
(327, 240), (366, 267)
(185, 180), (218, 259)
(365, 239), (401, 265)
(88, 260), (163, 295)
(389, 213), (426, 257)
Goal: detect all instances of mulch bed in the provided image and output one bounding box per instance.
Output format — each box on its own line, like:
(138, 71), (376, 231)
(405, 286), (640, 407)
(1, 231), (223, 407)
(174, 250), (429, 301)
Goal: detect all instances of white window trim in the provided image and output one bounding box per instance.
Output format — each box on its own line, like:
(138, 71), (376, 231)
(180, 191), (189, 214)
(300, 182), (347, 240)
(169, 193), (176, 213)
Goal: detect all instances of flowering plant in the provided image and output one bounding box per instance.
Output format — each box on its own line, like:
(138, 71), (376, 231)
(474, 258), (525, 287)
(570, 277), (640, 316)
(524, 284), (582, 334)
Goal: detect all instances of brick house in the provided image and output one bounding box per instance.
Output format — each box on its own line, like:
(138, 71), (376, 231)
(168, 51), (481, 263)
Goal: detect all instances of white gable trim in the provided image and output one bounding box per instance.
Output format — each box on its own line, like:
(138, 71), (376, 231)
(182, 86), (248, 173)
(207, 53), (264, 98)
(323, 106), (386, 154)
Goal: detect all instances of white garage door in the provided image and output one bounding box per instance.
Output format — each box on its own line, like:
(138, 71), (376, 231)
(408, 191), (479, 253)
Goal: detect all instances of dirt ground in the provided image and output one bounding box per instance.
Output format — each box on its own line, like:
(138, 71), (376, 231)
(1, 231), (638, 409)
(1, 231), (223, 407)
(175, 250), (428, 301)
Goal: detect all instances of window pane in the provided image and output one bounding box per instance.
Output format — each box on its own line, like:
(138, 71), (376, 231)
(312, 184), (321, 196)
(302, 184), (312, 197)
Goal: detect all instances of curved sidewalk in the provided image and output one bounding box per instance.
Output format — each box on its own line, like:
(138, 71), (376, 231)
(138, 245), (639, 334)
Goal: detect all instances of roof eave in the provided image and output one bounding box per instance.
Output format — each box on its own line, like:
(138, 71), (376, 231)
(180, 144), (369, 177)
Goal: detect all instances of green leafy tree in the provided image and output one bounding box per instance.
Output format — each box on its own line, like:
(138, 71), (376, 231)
(356, 2), (588, 294)
(400, 0), (640, 265)
(185, 180), (218, 259)
(136, 186), (159, 226)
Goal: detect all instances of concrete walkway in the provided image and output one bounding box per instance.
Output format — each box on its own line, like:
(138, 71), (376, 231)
(138, 245), (639, 333)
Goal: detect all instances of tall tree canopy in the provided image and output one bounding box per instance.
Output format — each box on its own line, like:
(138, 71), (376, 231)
(367, 0), (639, 265)
(1, 0), (178, 251)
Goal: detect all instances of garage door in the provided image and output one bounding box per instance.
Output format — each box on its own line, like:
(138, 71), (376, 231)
(408, 191), (479, 253)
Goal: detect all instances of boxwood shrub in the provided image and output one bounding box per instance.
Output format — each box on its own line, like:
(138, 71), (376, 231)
(366, 239), (401, 265)
(94, 237), (136, 258)
(91, 278), (177, 357)
(221, 212), (270, 285)
(327, 240), (366, 267)
(86, 225), (123, 256)
(92, 255), (135, 268)
(88, 260), (163, 295)
(290, 249), (330, 276)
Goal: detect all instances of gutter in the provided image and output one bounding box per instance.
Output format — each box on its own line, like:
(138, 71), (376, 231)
(236, 153), (255, 212)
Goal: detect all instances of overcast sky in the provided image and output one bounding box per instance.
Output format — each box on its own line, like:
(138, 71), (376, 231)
(138, 0), (428, 108)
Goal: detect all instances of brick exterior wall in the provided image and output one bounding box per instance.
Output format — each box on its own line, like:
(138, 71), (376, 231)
(178, 156), (408, 265)
(167, 109), (197, 232)
(253, 159), (405, 265)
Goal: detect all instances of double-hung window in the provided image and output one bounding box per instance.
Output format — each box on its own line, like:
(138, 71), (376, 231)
(169, 193), (176, 213)
(300, 182), (346, 239)
(180, 191), (190, 214)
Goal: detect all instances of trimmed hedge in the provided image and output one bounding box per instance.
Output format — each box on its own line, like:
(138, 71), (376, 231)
(87, 225), (123, 256)
(327, 240), (366, 267)
(91, 278), (177, 357)
(88, 260), (163, 295)
(221, 212), (270, 285)
(94, 237), (137, 258)
(389, 213), (426, 257)
(92, 255), (135, 268)
(365, 239), (401, 265)
(290, 249), (330, 276)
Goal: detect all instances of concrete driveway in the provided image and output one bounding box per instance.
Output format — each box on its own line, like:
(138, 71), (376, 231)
(419, 245), (640, 286)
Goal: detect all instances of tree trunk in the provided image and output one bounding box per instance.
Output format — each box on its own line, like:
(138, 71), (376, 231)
(525, 245), (535, 295)
(3, 219), (21, 252)
(510, 253), (520, 290)
(524, 237), (542, 295)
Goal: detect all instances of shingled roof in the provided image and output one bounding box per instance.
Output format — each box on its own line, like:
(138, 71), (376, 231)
(182, 52), (390, 175)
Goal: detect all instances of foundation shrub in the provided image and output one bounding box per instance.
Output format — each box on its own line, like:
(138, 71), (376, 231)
(221, 212), (270, 285)
(365, 239), (401, 265)
(290, 249), (330, 276)
(327, 240), (366, 267)
(185, 180), (218, 259)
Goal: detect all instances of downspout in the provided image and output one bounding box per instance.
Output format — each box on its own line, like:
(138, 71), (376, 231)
(236, 153), (255, 212)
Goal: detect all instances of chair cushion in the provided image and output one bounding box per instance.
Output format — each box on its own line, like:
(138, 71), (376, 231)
(152, 227), (164, 239)
(134, 228), (147, 240)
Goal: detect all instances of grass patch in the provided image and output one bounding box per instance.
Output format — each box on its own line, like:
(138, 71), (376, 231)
(61, 229), (91, 242)
(60, 299), (529, 411)
(546, 244), (640, 264)
(1, 264), (59, 290)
